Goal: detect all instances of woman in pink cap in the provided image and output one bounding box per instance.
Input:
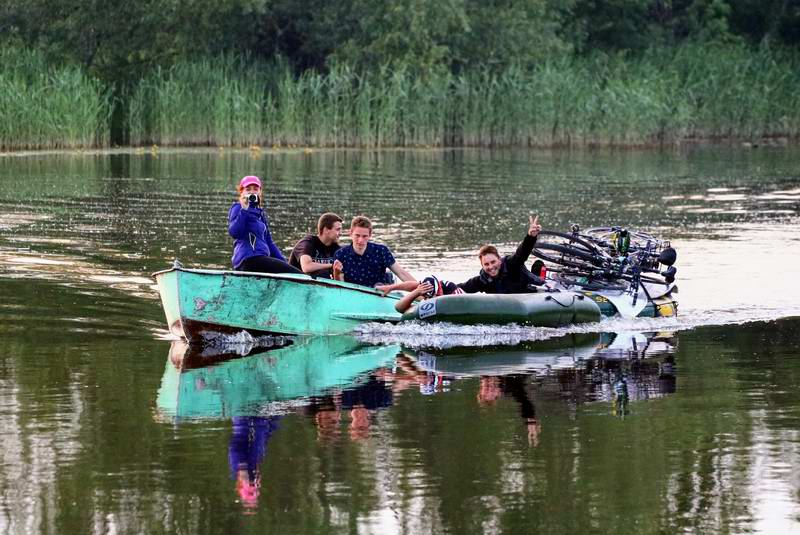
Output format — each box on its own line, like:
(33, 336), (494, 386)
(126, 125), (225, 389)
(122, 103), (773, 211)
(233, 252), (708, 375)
(228, 175), (301, 274)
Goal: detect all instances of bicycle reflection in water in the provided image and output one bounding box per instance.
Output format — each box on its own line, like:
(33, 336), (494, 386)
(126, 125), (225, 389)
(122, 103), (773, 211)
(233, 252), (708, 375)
(408, 330), (678, 441)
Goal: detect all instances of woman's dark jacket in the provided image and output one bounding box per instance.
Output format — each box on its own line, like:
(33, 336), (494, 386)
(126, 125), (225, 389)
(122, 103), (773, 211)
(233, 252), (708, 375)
(228, 202), (286, 268)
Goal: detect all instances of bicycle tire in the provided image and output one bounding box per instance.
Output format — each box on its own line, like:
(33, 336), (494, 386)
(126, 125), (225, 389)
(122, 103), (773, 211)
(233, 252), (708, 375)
(532, 248), (600, 271)
(534, 243), (604, 266)
(559, 277), (629, 291)
(533, 230), (611, 269)
(538, 230), (606, 255)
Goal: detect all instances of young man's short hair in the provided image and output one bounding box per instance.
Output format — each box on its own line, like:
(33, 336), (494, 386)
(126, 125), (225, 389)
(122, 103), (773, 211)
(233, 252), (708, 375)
(478, 245), (499, 258)
(317, 212), (342, 234)
(350, 215), (372, 231)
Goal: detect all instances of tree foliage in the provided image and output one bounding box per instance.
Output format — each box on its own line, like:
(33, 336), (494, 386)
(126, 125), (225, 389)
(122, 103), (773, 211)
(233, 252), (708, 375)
(0, 0), (268, 84)
(2, 0), (799, 83)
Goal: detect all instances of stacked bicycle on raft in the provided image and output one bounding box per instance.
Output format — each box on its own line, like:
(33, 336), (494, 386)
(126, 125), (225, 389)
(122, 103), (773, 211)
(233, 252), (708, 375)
(532, 225), (678, 319)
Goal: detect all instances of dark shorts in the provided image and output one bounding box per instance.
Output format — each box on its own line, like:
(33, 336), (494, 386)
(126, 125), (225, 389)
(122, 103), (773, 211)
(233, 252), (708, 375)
(236, 256), (303, 275)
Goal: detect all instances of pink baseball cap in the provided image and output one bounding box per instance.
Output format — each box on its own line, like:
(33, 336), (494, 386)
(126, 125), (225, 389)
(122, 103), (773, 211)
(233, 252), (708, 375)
(238, 480), (260, 506)
(239, 175), (262, 189)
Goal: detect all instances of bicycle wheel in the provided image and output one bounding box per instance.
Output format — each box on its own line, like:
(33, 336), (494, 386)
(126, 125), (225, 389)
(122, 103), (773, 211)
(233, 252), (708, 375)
(533, 231), (609, 270)
(555, 273), (629, 291)
(538, 230), (606, 254)
(535, 243), (603, 265)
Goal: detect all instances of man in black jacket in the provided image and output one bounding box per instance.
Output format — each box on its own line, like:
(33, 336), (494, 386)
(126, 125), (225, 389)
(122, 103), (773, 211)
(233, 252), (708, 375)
(458, 215), (546, 294)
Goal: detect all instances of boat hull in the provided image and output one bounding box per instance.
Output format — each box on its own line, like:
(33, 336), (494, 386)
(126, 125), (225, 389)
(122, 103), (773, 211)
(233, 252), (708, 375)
(154, 267), (402, 340)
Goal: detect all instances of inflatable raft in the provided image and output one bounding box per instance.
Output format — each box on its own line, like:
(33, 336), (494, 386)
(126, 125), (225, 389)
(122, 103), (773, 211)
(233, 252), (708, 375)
(401, 290), (602, 326)
(401, 287), (677, 326)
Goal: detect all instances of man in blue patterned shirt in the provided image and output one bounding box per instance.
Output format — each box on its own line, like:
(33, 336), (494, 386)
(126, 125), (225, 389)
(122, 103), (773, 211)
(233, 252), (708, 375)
(332, 216), (416, 288)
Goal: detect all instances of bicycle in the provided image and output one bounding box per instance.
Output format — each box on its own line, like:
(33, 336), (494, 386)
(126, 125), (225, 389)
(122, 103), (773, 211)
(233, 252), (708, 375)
(532, 225), (678, 306)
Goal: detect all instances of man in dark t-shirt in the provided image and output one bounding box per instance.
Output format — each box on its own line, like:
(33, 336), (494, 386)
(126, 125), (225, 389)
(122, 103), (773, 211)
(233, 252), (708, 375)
(288, 213), (343, 278)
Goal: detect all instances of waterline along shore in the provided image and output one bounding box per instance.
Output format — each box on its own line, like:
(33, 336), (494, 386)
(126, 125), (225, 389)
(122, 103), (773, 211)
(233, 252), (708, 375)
(3, 45), (799, 152)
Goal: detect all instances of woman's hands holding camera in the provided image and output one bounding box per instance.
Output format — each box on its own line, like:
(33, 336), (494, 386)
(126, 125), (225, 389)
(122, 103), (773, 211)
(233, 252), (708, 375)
(239, 192), (260, 209)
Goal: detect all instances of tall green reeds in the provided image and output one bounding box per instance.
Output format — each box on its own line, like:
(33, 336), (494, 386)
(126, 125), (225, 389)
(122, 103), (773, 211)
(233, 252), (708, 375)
(128, 55), (272, 147)
(0, 48), (112, 151)
(130, 44), (800, 149)
(4, 43), (800, 151)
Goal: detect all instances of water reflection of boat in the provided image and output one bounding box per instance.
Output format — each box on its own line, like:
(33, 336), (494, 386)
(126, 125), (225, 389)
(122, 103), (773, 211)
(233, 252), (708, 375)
(156, 336), (400, 420)
(410, 331), (678, 404)
(411, 333), (602, 377)
(167, 335), (295, 370)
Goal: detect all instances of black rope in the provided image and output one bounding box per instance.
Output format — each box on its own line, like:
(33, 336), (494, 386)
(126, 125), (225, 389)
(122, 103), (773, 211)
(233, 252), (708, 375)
(545, 295), (576, 308)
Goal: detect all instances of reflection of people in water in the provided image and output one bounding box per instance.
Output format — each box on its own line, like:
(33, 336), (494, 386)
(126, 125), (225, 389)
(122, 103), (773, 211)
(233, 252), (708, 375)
(477, 375), (541, 447)
(394, 352), (450, 396)
(308, 396), (342, 442)
(305, 352), (460, 443)
(340, 375), (394, 440)
(305, 372), (396, 442)
(306, 354), (449, 442)
(228, 416), (280, 510)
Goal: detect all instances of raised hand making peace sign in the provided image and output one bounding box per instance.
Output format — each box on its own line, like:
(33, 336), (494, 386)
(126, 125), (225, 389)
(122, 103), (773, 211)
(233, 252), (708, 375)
(528, 214), (542, 237)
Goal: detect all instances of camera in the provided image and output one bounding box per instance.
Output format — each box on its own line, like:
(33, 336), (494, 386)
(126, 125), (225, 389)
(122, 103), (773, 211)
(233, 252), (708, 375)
(247, 193), (259, 206)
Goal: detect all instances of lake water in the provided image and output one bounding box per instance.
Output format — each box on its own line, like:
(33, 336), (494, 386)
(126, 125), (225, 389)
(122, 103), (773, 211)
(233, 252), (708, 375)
(1, 146), (799, 533)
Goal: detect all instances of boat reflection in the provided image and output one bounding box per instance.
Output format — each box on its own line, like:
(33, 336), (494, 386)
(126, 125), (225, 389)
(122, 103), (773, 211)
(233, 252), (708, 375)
(405, 330), (677, 421)
(157, 335), (401, 420)
(396, 330), (676, 446)
(156, 335), (404, 512)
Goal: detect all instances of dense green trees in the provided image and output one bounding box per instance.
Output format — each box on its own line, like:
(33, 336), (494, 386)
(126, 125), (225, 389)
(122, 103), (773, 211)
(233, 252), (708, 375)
(0, 0), (268, 84)
(4, 0), (799, 80)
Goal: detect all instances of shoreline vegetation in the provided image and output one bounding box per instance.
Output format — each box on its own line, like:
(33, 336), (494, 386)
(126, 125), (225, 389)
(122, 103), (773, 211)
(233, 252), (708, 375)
(2, 45), (799, 152)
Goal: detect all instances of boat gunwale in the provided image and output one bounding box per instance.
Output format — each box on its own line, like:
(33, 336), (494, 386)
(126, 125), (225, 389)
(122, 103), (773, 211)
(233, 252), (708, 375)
(151, 266), (403, 300)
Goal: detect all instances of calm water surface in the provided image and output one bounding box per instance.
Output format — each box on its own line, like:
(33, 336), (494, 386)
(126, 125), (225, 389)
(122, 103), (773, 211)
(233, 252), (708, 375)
(1, 147), (799, 533)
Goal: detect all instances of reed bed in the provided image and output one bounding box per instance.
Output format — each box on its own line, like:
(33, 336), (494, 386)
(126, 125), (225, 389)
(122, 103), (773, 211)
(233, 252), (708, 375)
(4, 44), (800, 150)
(0, 48), (112, 151)
(128, 56), (272, 147)
(128, 44), (800, 149)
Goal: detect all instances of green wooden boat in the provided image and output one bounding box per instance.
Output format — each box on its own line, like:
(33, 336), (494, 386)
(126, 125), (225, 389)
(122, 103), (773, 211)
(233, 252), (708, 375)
(153, 266), (402, 340)
(156, 335), (400, 420)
